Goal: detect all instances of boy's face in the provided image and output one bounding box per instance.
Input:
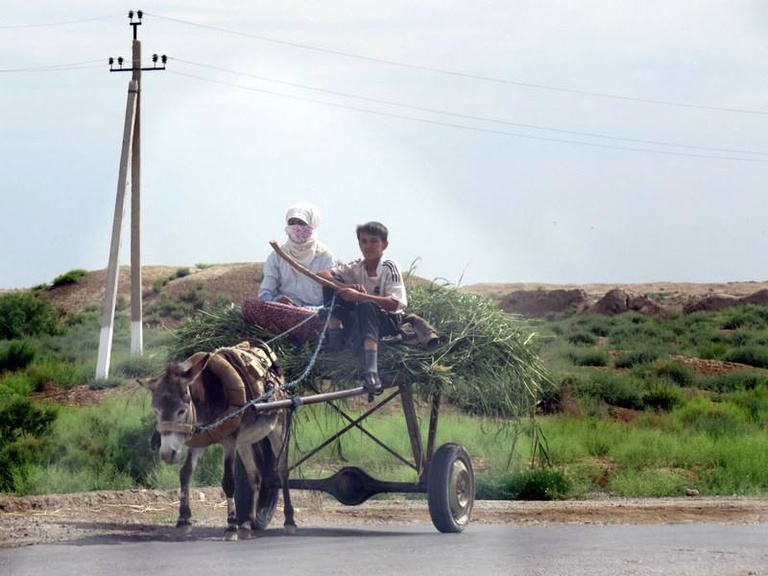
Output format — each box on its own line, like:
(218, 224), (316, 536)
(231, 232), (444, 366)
(358, 232), (388, 263)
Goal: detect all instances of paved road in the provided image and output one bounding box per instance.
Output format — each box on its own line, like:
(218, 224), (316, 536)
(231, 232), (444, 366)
(2, 523), (766, 576)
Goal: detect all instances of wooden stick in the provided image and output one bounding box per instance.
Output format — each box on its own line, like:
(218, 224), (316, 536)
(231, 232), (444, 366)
(269, 240), (344, 291)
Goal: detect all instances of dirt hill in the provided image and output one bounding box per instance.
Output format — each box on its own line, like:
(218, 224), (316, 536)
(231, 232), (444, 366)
(25, 264), (768, 319)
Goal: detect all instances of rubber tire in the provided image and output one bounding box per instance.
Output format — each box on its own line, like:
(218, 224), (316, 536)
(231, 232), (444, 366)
(234, 452), (279, 530)
(427, 443), (475, 533)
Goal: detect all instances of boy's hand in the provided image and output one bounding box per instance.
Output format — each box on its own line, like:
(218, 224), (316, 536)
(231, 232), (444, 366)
(338, 286), (365, 302)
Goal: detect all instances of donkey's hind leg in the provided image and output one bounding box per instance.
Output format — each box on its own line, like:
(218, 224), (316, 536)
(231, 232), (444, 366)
(234, 442), (267, 539)
(270, 413), (296, 535)
(222, 442), (245, 540)
(177, 447), (205, 536)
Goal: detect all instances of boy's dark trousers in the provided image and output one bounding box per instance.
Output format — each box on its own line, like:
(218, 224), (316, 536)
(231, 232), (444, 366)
(323, 286), (402, 347)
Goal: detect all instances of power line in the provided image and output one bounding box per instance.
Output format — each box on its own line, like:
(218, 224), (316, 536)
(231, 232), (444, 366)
(0, 59), (105, 73)
(0, 14), (116, 29)
(146, 11), (768, 116)
(172, 57), (768, 158)
(166, 69), (765, 162)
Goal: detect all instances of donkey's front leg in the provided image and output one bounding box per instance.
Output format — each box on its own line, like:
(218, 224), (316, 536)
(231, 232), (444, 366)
(177, 447), (205, 535)
(222, 445), (241, 541)
(279, 426), (297, 535)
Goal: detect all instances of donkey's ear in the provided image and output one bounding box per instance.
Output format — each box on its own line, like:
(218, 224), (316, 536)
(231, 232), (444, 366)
(138, 377), (156, 391)
(178, 352), (210, 381)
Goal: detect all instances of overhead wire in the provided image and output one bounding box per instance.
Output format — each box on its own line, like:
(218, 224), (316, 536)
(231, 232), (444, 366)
(3, 11), (763, 161)
(146, 11), (768, 116)
(0, 14), (117, 29)
(171, 57), (768, 158)
(0, 59), (106, 73)
(166, 68), (764, 162)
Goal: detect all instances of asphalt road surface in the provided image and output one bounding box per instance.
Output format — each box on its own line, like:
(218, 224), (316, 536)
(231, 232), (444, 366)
(2, 522), (766, 576)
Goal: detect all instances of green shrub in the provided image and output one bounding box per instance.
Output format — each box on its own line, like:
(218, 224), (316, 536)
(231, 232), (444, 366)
(0, 292), (62, 339)
(655, 362), (694, 387)
(724, 385), (768, 423)
(51, 269), (87, 287)
(152, 277), (170, 294)
(699, 371), (766, 393)
(497, 469), (571, 500)
(643, 382), (683, 411)
(177, 286), (207, 309)
(145, 294), (194, 321)
(568, 331), (597, 346)
(88, 374), (125, 390)
(114, 354), (166, 378)
(724, 346), (768, 369)
(675, 397), (750, 439)
(0, 397), (58, 492)
(614, 348), (661, 369)
(194, 445), (224, 485)
(569, 349), (610, 367)
(0, 341), (36, 372)
(175, 267), (191, 278)
(0, 371), (36, 397)
(573, 316), (613, 337)
(27, 358), (90, 391)
(48, 402), (158, 489)
(589, 373), (645, 410)
(698, 342), (728, 360)
(720, 305), (768, 330)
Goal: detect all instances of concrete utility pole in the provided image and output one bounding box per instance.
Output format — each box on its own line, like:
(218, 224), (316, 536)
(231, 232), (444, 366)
(96, 10), (166, 380)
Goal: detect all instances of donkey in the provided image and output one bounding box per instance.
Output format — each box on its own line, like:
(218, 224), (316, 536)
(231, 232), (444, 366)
(141, 342), (296, 540)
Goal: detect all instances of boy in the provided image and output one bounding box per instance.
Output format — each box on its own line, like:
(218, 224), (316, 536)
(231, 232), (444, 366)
(317, 221), (407, 395)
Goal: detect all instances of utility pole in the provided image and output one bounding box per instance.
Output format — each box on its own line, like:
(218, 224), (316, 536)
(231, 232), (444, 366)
(96, 10), (166, 380)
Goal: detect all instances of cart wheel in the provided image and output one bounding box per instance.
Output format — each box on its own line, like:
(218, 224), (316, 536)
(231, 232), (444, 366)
(427, 443), (475, 533)
(234, 452), (279, 530)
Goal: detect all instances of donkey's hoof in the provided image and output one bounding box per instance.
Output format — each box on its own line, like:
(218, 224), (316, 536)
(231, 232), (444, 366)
(237, 526), (254, 540)
(224, 529), (239, 542)
(284, 524), (298, 536)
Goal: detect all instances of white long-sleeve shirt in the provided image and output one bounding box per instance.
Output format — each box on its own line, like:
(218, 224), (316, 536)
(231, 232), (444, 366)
(258, 250), (337, 307)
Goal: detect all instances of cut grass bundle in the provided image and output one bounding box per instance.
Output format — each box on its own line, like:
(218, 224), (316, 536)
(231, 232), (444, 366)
(170, 283), (551, 419)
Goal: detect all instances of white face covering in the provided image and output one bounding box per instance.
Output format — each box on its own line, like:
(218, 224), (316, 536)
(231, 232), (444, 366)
(282, 203), (324, 266)
(285, 224), (315, 244)
(284, 224), (317, 266)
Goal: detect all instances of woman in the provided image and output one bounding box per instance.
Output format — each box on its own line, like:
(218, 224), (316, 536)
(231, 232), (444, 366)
(242, 202), (337, 342)
(257, 202), (337, 308)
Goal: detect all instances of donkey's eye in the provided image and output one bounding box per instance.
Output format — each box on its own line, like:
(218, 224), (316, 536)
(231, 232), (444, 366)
(176, 407), (187, 418)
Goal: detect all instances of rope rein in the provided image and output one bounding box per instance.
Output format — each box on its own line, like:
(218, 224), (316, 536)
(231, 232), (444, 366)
(191, 294), (336, 436)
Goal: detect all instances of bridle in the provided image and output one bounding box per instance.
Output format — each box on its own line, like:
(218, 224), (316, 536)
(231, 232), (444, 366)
(156, 399), (197, 437)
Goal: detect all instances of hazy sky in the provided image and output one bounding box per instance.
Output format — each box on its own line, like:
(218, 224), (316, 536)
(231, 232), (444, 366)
(3, 2), (767, 290)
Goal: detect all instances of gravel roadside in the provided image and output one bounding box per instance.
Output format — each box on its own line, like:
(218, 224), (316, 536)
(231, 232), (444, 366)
(2, 489), (767, 549)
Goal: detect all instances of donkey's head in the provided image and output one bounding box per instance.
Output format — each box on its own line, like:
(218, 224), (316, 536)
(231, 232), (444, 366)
(141, 354), (208, 464)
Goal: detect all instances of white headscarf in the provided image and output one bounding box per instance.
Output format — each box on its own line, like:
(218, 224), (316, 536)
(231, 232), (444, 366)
(282, 202), (329, 267)
(285, 202), (321, 229)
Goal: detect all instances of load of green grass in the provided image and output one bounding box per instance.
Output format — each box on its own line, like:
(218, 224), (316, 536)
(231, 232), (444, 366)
(170, 283), (551, 419)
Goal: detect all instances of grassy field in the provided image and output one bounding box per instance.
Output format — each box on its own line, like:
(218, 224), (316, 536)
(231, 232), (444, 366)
(2, 288), (768, 499)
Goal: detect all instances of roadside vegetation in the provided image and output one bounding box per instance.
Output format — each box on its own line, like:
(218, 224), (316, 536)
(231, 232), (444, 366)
(2, 274), (768, 501)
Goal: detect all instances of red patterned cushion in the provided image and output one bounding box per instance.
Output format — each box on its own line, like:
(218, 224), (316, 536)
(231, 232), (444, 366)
(241, 298), (323, 343)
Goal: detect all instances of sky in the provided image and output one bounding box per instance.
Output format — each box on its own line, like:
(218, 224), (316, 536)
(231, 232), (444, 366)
(3, 2), (768, 290)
